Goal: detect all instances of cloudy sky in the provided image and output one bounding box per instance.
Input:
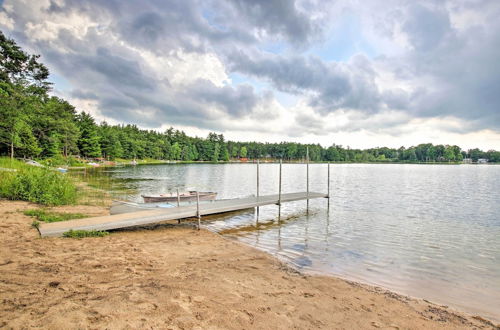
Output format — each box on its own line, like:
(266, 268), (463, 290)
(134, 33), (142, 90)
(1, 0), (499, 149)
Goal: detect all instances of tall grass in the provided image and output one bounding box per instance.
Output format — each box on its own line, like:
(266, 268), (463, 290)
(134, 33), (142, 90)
(0, 158), (77, 206)
(24, 209), (88, 223)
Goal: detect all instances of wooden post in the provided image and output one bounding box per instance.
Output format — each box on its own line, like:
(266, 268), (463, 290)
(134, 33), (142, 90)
(196, 191), (201, 230)
(306, 147), (309, 212)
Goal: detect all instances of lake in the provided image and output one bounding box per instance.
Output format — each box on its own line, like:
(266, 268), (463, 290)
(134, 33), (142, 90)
(80, 163), (500, 321)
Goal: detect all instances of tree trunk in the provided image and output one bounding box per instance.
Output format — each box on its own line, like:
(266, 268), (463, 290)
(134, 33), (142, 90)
(10, 141), (14, 159)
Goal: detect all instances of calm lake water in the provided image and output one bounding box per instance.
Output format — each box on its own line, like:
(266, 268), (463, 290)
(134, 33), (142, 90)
(81, 163), (500, 321)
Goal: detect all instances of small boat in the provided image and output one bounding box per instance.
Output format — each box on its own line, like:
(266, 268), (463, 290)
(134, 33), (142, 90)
(142, 191), (217, 203)
(110, 200), (175, 215)
(25, 159), (43, 167)
(56, 167), (68, 173)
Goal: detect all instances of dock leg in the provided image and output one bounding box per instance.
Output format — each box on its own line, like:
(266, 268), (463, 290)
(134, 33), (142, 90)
(177, 188), (181, 224)
(327, 162), (330, 210)
(278, 158), (282, 221)
(256, 159), (260, 225)
(196, 191), (201, 230)
(306, 147), (309, 214)
(278, 159), (282, 206)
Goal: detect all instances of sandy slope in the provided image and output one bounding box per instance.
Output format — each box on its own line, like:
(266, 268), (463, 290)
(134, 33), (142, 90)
(0, 200), (498, 329)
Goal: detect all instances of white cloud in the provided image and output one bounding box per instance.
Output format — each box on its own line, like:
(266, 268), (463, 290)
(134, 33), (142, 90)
(0, 11), (14, 30)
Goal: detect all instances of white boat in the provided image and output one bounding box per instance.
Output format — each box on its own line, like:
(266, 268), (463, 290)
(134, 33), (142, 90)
(25, 159), (43, 167)
(110, 200), (175, 215)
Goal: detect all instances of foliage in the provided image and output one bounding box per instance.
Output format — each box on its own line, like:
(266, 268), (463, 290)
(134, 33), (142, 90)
(62, 229), (109, 238)
(0, 161), (77, 205)
(23, 209), (88, 223)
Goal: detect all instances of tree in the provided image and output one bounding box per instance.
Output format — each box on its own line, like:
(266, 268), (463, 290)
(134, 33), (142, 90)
(0, 82), (42, 158)
(76, 112), (101, 158)
(171, 142), (181, 160)
(444, 146), (455, 161)
(240, 146), (247, 158)
(220, 146), (229, 161)
(0, 30), (51, 93)
(212, 143), (220, 162)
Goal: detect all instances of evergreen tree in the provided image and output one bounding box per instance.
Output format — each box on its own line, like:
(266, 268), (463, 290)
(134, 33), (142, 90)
(76, 112), (101, 158)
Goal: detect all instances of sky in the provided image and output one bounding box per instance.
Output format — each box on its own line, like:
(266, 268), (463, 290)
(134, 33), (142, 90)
(1, 0), (499, 150)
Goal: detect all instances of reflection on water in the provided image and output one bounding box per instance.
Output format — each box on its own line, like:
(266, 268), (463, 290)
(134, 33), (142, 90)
(77, 163), (500, 321)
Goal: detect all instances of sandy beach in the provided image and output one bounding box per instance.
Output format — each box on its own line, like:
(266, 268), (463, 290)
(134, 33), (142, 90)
(0, 200), (498, 329)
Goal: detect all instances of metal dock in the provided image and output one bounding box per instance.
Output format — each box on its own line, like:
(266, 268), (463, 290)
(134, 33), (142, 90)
(38, 192), (328, 237)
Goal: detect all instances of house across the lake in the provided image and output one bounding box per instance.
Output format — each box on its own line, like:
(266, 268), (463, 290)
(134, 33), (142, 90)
(477, 158), (489, 164)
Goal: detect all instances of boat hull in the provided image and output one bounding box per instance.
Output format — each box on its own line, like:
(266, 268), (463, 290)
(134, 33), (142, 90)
(110, 200), (175, 215)
(142, 191), (217, 203)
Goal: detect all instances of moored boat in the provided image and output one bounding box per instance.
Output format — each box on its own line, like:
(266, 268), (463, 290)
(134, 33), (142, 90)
(142, 191), (217, 203)
(110, 200), (175, 215)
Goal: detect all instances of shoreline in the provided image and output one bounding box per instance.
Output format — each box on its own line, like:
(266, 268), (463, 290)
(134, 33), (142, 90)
(219, 231), (500, 325)
(1, 200), (498, 329)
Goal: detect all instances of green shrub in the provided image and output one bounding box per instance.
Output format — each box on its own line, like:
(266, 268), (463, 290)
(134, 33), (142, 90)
(24, 209), (87, 223)
(0, 165), (77, 206)
(39, 156), (86, 167)
(63, 229), (109, 238)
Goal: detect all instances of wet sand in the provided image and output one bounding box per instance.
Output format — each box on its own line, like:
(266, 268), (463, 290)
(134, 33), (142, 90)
(0, 200), (498, 329)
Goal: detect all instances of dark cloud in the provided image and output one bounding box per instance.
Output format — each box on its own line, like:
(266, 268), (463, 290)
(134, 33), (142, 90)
(228, 50), (382, 113)
(392, 2), (500, 130)
(402, 4), (452, 52)
(226, 0), (318, 45)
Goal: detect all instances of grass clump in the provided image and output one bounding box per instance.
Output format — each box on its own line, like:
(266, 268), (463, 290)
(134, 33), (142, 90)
(0, 158), (77, 206)
(63, 229), (109, 238)
(24, 209), (88, 223)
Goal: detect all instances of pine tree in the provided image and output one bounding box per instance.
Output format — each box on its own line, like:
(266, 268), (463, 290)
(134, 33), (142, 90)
(76, 112), (101, 158)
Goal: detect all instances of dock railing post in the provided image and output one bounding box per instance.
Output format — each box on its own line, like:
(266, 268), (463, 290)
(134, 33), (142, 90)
(196, 191), (201, 230)
(306, 147), (309, 212)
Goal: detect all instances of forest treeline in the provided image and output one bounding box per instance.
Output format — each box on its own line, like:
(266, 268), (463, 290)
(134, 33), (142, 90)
(1, 31), (499, 163)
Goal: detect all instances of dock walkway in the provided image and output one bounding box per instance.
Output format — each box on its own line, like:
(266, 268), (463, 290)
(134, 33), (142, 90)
(39, 192), (328, 237)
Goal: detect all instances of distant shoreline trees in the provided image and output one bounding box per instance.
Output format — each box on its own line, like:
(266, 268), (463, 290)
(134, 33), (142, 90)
(1, 30), (499, 163)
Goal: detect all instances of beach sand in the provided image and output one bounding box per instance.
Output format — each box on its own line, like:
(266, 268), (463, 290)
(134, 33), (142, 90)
(0, 200), (498, 329)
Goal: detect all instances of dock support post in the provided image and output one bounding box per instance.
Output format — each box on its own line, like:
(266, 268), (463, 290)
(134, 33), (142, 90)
(306, 147), (309, 213)
(327, 162), (330, 209)
(177, 188), (181, 224)
(278, 158), (282, 219)
(196, 191), (201, 230)
(256, 159), (260, 222)
(278, 159), (282, 205)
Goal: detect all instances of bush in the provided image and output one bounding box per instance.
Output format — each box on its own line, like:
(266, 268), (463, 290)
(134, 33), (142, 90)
(63, 229), (109, 238)
(0, 165), (77, 206)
